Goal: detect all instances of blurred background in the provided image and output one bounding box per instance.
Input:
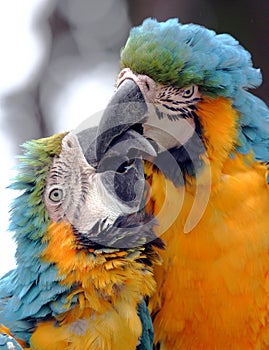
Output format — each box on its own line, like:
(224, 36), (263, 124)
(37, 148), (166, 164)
(0, 0), (268, 277)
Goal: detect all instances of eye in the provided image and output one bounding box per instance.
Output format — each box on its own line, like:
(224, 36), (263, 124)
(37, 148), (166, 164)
(48, 188), (63, 203)
(182, 86), (195, 98)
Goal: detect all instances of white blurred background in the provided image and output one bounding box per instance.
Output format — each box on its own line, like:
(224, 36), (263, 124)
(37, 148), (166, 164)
(0, 0), (268, 277)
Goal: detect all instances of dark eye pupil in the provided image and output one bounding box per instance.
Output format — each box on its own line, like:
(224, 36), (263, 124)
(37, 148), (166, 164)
(183, 86), (194, 98)
(49, 188), (63, 202)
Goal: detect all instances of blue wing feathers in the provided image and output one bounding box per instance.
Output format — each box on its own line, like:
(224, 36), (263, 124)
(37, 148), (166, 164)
(136, 300), (154, 350)
(0, 262), (72, 344)
(0, 333), (24, 350)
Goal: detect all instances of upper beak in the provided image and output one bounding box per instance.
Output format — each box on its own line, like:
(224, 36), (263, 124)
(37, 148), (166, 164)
(96, 79), (148, 161)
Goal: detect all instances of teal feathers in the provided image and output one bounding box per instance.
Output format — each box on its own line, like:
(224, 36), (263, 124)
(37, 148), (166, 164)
(137, 300), (154, 350)
(0, 133), (70, 343)
(120, 18), (269, 163)
(0, 331), (23, 350)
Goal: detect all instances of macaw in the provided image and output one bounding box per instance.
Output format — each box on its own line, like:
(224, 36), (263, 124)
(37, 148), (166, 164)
(95, 18), (269, 349)
(0, 126), (164, 350)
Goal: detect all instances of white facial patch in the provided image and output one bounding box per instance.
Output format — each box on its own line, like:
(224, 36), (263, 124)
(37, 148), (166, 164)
(144, 84), (201, 149)
(44, 133), (137, 234)
(143, 112), (196, 150)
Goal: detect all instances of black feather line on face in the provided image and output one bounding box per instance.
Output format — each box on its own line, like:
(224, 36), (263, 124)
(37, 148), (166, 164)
(155, 100), (200, 121)
(73, 212), (164, 251)
(152, 112), (205, 187)
(155, 106), (165, 120)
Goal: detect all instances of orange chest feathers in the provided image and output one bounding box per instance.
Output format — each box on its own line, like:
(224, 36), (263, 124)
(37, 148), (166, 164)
(29, 222), (157, 350)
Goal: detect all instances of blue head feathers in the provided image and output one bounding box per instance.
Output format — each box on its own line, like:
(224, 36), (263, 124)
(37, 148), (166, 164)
(120, 18), (269, 161)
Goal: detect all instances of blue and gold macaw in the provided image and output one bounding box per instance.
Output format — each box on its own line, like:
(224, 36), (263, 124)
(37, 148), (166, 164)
(0, 127), (163, 349)
(96, 19), (269, 349)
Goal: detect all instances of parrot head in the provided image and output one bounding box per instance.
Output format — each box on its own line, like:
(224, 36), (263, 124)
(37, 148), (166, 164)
(6, 128), (163, 348)
(43, 128), (158, 249)
(96, 18), (269, 187)
(10, 125), (160, 261)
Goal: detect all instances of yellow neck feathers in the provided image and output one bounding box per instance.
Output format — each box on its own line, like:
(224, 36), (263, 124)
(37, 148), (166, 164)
(30, 222), (158, 350)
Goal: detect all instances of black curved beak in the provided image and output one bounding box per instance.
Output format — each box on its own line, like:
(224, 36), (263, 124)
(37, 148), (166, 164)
(75, 126), (156, 216)
(96, 79), (148, 161)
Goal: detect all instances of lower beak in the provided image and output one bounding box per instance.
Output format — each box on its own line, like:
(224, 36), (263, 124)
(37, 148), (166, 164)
(96, 79), (148, 161)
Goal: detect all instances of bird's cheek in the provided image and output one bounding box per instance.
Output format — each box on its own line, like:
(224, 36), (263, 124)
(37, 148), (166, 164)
(143, 116), (196, 150)
(44, 198), (64, 223)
